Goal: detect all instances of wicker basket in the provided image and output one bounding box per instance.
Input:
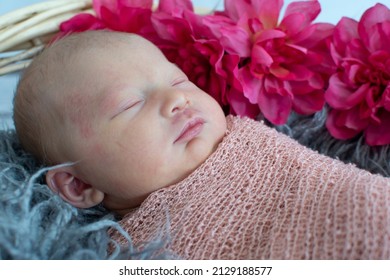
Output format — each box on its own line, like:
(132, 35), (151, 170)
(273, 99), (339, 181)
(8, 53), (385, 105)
(0, 0), (93, 76)
(0, 0), (215, 77)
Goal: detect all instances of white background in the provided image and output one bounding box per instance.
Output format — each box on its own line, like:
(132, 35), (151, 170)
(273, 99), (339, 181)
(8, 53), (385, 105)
(0, 0), (388, 129)
(2, 259), (390, 280)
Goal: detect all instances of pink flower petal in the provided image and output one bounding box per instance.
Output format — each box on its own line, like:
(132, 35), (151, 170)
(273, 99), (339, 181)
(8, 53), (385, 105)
(281, 0), (326, 42)
(201, 15), (251, 57)
(326, 109), (365, 140)
(288, 74), (324, 95)
(251, 0), (283, 29)
(59, 13), (105, 33)
(157, 0), (193, 14)
(204, 71), (226, 106)
(382, 85), (390, 111)
(345, 39), (370, 63)
(283, 0), (321, 25)
(269, 65), (291, 79)
(292, 89), (324, 115)
(333, 17), (359, 56)
(296, 22), (334, 48)
(329, 42), (343, 66)
(358, 3), (390, 50)
(93, 0), (152, 18)
(217, 54), (242, 92)
(258, 89), (292, 125)
(259, 77), (293, 124)
(365, 110), (390, 146)
(325, 74), (369, 109)
(255, 29), (286, 43)
(279, 13), (306, 38)
(281, 64), (314, 81)
(238, 66), (264, 104)
(224, 0), (283, 28)
(223, 0), (256, 22)
(248, 17), (264, 34)
(365, 21), (390, 52)
(342, 106), (369, 131)
(151, 13), (192, 43)
(98, 4), (153, 33)
(251, 43), (273, 69)
(93, 0), (116, 18)
(227, 88), (261, 118)
(307, 72), (325, 90)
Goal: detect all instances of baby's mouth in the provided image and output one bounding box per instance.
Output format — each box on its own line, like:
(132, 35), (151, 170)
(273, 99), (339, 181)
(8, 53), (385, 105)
(174, 117), (205, 144)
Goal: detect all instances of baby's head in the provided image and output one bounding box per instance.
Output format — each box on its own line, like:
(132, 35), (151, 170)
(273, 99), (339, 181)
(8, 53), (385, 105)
(14, 30), (227, 214)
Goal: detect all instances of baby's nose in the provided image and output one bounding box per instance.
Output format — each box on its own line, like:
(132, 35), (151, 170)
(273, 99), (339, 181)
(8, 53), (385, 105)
(161, 89), (189, 117)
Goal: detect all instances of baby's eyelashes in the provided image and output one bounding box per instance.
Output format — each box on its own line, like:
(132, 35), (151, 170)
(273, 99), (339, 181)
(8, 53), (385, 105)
(171, 77), (189, 87)
(111, 99), (144, 120)
(123, 100), (143, 111)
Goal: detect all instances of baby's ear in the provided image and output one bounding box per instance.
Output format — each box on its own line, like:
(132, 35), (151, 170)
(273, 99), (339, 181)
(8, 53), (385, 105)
(46, 166), (104, 208)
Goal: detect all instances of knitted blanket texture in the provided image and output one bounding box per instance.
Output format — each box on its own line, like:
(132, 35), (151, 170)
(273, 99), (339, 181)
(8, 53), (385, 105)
(111, 116), (390, 259)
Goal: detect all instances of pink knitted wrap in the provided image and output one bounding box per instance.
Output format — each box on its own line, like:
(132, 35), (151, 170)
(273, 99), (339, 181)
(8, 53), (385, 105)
(110, 116), (390, 259)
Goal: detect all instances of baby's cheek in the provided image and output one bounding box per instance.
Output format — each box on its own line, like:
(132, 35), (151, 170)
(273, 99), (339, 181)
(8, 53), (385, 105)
(90, 142), (110, 162)
(127, 151), (168, 186)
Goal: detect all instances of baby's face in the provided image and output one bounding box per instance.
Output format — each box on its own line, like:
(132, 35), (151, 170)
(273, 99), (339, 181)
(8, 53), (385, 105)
(58, 35), (227, 211)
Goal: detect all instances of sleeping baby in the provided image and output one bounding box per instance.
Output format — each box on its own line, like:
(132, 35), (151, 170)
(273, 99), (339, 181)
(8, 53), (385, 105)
(14, 30), (390, 259)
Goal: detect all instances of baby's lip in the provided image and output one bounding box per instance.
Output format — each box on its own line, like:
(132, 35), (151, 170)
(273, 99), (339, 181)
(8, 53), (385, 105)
(174, 117), (205, 144)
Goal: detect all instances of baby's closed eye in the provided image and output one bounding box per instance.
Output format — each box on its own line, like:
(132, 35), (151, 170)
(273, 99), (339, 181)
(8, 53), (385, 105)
(171, 76), (190, 87)
(111, 99), (144, 119)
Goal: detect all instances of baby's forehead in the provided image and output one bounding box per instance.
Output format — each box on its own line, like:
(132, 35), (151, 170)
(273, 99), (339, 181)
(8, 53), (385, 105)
(55, 33), (165, 76)
(36, 32), (143, 76)
(42, 31), (175, 106)
(55, 31), (153, 55)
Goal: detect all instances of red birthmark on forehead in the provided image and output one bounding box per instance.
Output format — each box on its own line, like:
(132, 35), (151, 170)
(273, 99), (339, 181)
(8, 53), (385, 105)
(66, 93), (95, 139)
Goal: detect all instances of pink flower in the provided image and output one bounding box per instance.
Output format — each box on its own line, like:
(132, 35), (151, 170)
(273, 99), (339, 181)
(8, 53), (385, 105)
(207, 0), (334, 124)
(59, 0), (154, 36)
(325, 3), (390, 146)
(59, 14), (105, 34)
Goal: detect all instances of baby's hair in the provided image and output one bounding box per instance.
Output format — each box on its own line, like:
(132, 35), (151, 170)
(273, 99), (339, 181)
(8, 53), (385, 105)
(13, 30), (138, 165)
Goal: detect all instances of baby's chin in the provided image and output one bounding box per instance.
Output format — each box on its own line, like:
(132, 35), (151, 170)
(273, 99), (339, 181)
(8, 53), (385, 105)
(176, 137), (223, 182)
